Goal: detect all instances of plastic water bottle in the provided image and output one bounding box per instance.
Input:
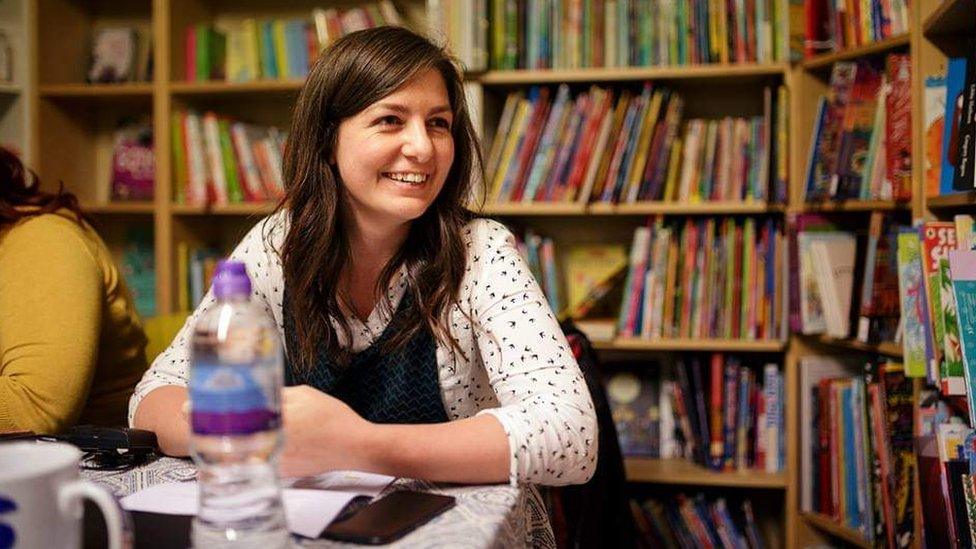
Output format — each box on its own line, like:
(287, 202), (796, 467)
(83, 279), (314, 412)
(188, 260), (289, 548)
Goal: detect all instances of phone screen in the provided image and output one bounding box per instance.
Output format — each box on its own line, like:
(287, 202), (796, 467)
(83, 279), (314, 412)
(321, 490), (456, 545)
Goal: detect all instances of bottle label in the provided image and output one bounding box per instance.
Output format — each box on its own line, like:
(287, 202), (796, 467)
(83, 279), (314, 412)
(189, 362), (280, 435)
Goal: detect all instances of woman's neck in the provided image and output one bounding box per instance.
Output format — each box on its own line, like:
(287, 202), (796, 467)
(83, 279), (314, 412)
(340, 215), (410, 321)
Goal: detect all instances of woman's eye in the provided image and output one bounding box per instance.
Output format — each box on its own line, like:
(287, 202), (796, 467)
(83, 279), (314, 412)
(377, 115), (401, 126)
(429, 117), (452, 129)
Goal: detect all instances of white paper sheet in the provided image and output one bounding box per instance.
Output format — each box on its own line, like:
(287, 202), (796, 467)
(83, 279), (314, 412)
(119, 471), (394, 539)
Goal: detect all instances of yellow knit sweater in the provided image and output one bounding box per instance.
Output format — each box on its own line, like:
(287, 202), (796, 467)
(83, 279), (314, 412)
(0, 211), (148, 433)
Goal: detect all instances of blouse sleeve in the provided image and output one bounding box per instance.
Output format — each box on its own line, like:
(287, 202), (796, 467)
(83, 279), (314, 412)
(467, 219), (598, 486)
(127, 213), (287, 425)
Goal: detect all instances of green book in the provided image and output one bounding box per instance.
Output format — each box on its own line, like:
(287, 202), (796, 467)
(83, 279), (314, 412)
(171, 112), (186, 204)
(217, 119), (244, 203)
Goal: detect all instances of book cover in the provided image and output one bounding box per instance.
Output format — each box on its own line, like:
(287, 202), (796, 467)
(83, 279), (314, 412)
(605, 370), (660, 457)
(925, 75), (948, 197)
(897, 229), (933, 378)
(885, 53), (912, 201)
(920, 222), (959, 391)
(941, 58), (968, 196)
(949, 250), (976, 425)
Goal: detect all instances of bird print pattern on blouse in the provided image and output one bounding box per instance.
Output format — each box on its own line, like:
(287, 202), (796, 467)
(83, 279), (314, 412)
(129, 213), (597, 486)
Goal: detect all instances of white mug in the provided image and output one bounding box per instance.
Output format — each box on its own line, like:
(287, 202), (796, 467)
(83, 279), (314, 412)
(0, 441), (127, 548)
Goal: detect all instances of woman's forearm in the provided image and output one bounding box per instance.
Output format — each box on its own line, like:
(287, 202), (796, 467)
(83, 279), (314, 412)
(132, 386), (190, 457)
(363, 414), (510, 484)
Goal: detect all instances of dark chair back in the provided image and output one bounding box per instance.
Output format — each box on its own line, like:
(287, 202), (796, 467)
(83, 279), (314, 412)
(543, 320), (637, 548)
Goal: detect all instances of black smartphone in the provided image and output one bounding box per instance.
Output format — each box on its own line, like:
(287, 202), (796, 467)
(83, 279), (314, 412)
(320, 490), (456, 545)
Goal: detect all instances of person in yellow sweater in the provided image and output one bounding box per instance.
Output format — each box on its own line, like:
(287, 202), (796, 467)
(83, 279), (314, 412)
(0, 147), (148, 434)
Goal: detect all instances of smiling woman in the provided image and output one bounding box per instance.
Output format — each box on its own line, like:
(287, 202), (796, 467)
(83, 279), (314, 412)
(129, 27), (597, 494)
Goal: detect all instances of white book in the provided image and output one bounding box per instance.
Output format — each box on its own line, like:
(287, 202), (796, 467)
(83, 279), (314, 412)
(810, 234), (857, 337)
(183, 112), (209, 206)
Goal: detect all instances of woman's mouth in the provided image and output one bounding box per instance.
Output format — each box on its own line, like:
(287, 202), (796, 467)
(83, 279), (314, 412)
(383, 172), (429, 186)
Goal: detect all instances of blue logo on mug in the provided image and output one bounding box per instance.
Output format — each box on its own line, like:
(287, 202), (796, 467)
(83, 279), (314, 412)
(0, 495), (16, 549)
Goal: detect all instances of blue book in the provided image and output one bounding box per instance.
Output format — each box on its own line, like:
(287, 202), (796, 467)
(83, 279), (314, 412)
(804, 97), (829, 201)
(259, 21), (278, 79)
(941, 58), (967, 195)
(841, 384), (861, 530)
(284, 19), (308, 79)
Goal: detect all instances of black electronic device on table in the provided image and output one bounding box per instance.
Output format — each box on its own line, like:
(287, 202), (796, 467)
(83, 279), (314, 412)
(320, 490), (456, 545)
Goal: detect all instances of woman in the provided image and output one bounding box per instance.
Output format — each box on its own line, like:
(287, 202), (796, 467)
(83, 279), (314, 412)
(131, 26), (597, 486)
(0, 147), (148, 434)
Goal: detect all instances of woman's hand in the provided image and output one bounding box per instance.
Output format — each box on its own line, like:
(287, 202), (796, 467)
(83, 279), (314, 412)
(279, 385), (378, 478)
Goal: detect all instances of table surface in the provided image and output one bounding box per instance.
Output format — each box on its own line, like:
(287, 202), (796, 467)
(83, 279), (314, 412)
(83, 456), (555, 548)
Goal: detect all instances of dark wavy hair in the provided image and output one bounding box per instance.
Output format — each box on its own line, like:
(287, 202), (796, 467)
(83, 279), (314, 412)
(0, 147), (89, 227)
(276, 26), (484, 371)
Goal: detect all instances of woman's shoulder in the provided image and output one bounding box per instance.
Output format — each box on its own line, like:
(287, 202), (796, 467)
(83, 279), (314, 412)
(462, 217), (516, 252)
(238, 209), (290, 258)
(1, 211), (96, 252)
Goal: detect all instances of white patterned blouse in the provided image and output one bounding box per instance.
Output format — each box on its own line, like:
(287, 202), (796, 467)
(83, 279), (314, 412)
(129, 213), (598, 487)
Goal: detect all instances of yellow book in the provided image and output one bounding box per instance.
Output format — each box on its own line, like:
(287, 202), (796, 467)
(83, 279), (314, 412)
(490, 98), (530, 202)
(240, 18), (261, 81)
(272, 19), (289, 80)
(177, 240), (189, 313)
(717, 0), (729, 64)
(662, 136), (684, 202)
(624, 90), (664, 203)
(563, 244), (629, 317)
(224, 23), (246, 82)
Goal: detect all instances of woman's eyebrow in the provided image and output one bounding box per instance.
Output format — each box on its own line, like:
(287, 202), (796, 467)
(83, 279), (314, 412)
(373, 103), (453, 116)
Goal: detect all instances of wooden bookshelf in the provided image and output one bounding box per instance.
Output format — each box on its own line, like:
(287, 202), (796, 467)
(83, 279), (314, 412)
(0, 83), (22, 95)
(926, 191), (976, 209)
(171, 203), (278, 216)
(922, 0), (975, 38)
(480, 202), (587, 216)
(801, 34), (911, 70)
(800, 512), (872, 548)
(596, 338), (787, 353)
(478, 63), (789, 85)
(587, 201), (784, 215)
(84, 202), (157, 215)
(38, 83), (154, 98)
(802, 199), (911, 212)
(170, 79), (305, 95)
(803, 334), (903, 358)
(481, 201), (783, 216)
(624, 458), (788, 488)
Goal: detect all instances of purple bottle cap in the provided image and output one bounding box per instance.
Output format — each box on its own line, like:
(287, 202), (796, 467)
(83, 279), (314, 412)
(212, 260), (252, 299)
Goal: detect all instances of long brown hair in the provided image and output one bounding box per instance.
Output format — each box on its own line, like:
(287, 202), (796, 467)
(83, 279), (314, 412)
(277, 26), (484, 371)
(0, 146), (89, 227)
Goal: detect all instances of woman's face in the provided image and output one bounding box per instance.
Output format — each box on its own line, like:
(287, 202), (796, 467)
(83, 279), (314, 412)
(334, 68), (455, 233)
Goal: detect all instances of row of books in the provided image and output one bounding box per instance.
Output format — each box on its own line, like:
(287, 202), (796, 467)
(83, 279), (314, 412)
(183, 2), (403, 82)
(631, 495), (766, 548)
(790, 212), (901, 342)
(170, 111), (286, 207)
(87, 27), (153, 84)
(617, 216), (785, 342)
(802, 0), (909, 57)
(803, 55), (912, 203)
(896, 219), (976, 401)
(427, 0), (489, 71)
(916, 415), (976, 548)
(486, 84), (788, 205)
(799, 358), (914, 546)
(607, 355), (785, 472)
(175, 243), (223, 312)
(120, 227), (156, 318)
(488, 0), (788, 70)
(924, 56), (976, 197)
(515, 229), (563, 314)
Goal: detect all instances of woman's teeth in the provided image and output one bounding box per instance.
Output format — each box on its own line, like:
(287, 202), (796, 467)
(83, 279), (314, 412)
(384, 172), (428, 185)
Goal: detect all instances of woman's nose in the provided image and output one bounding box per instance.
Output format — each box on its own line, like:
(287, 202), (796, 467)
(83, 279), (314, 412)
(401, 120), (434, 162)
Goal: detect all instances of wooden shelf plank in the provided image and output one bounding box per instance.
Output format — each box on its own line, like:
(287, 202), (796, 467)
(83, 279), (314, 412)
(170, 79), (304, 95)
(479, 202), (587, 215)
(803, 199), (910, 212)
(801, 34), (911, 70)
(804, 334), (903, 357)
(478, 63), (788, 85)
(0, 83), (22, 95)
(624, 458), (787, 488)
(588, 201), (783, 215)
(801, 512), (872, 548)
(83, 202), (156, 214)
(171, 203), (278, 215)
(481, 201), (784, 216)
(923, 0), (975, 38)
(39, 83), (154, 97)
(927, 191), (976, 209)
(595, 337), (786, 352)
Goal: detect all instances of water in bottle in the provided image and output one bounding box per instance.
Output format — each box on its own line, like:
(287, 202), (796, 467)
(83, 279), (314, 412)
(188, 260), (289, 548)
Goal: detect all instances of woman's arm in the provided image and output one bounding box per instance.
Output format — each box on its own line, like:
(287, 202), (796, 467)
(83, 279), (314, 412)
(279, 385), (509, 482)
(0, 218), (102, 434)
(130, 214), (287, 452)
